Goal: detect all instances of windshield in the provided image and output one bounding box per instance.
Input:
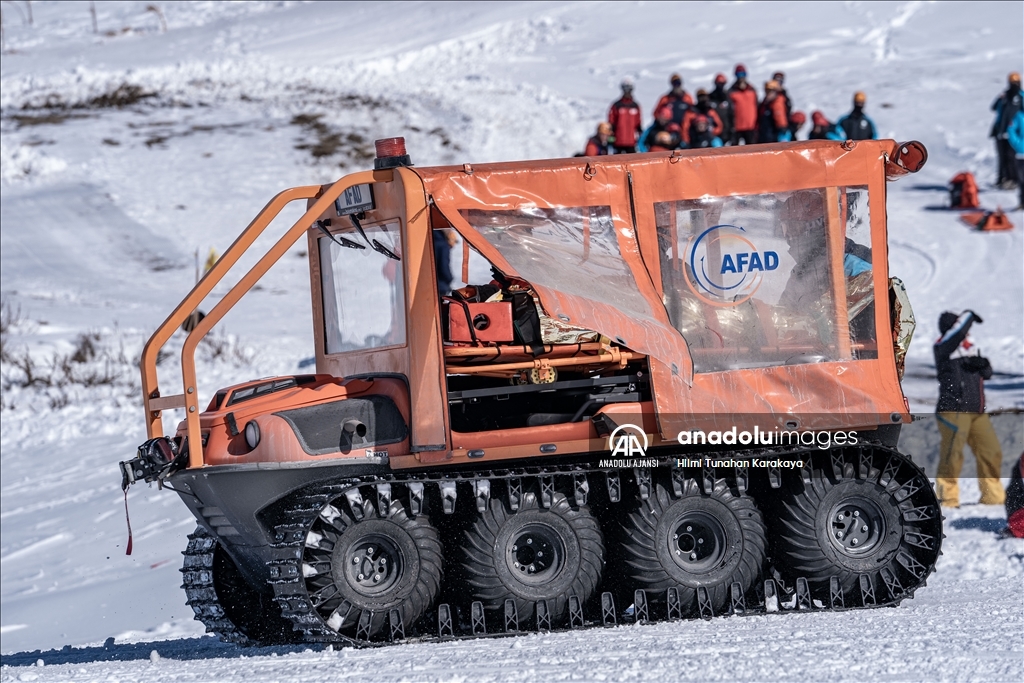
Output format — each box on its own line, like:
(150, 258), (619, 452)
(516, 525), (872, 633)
(319, 222), (405, 354)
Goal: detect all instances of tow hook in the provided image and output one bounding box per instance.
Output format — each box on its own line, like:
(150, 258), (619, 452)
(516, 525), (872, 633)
(119, 437), (185, 490)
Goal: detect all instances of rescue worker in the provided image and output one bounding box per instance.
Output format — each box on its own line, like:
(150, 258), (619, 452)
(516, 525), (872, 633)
(608, 79), (643, 154)
(709, 73), (734, 142)
(808, 110), (842, 140)
(684, 113), (722, 149)
(1008, 107), (1024, 209)
(728, 64), (758, 145)
(681, 89), (724, 147)
(640, 106), (682, 152)
(933, 310), (1005, 508)
(584, 122), (613, 156)
(789, 111), (807, 140)
(654, 73), (693, 126)
(991, 72), (1022, 189)
(434, 229), (457, 295)
(772, 71), (793, 121)
(757, 80), (791, 143)
(836, 91), (877, 140)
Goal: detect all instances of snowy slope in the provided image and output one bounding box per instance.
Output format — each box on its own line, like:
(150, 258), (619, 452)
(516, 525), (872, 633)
(2, 1), (1023, 680)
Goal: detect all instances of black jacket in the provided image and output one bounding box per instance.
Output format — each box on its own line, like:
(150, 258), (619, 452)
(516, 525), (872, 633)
(934, 311), (992, 413)
(991, 85), (1023, 138)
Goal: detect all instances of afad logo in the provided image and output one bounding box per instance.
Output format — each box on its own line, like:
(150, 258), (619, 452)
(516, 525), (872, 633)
(608, 424), (648, 458)
(684, 224), (779, 307)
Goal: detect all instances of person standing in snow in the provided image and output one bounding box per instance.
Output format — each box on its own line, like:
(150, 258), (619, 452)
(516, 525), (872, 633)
(709, 73), (734, 142)
(836, 91), (877, 140)
(933, 310), (1005, 509)
(654, 73), (693, 126)
(808, 110), (842, 140)
(1007, 108), (1024, 209)
(640, 106), (682, 152)
(608, 80), (643, 154)
(757, 80), (791, 143)
(728, 64), (758, 145)
(681, 89), (724, 147)
(434, 229), (457, 296)
(788, 111), (807, 140)
(991, 72), (1023, 189)
(584, 122), (613, 156)
(772, 71), (793, 120)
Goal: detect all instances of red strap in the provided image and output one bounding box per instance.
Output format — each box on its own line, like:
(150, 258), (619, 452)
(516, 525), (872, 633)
(124, 488), (134, 556)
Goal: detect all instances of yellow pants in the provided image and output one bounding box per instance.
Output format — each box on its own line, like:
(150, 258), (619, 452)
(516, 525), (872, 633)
(936, 412), (1005, 507)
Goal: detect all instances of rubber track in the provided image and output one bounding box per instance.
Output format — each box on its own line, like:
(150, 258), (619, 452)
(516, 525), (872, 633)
(181, 527), (253, 646)
(258, 444), (941, 647)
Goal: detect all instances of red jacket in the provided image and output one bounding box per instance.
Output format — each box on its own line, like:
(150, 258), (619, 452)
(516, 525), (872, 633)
(654, 90), (693, 124)
(608, 97), (643, 147)
(681, 109), (723, 145)
(584, 135), (610, 157)
(728, 85), (758, 132)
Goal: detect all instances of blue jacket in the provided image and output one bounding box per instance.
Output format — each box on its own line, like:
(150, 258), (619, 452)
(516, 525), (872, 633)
(1007, 110), (1024, 156)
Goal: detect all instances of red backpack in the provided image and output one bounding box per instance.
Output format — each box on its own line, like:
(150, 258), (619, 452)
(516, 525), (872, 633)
(949, 172), (980, 209)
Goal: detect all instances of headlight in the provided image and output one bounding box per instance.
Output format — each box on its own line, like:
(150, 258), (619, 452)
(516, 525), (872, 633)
(244, 420), (261, 450)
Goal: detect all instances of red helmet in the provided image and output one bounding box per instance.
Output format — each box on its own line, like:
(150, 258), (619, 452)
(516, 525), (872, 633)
(734, 63), (748, 77)
(790, 111), (807, 127)
(714, 73), (727, 85)
(811, 110), (829, 127)
(656, 106), (673, 121)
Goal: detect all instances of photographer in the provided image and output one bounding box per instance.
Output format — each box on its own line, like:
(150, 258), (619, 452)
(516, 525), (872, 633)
(933, 310), (1005, 508)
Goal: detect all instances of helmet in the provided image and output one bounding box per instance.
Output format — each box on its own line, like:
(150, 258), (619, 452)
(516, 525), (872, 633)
(621, 78), (635, 91)
(654, 131), (673, 146)
(734, 63), (747, 77)
(765, 80), (781, 92)
(1010, 72), (1022, 85)
(853, 91), (867, 105)
(790, 111), (806, 127)
(597, 122), (612, 135)
(656, 106), (673, 121)
(772, 71), (785, 83)
(714, 73), (728, 85)
(696, 88), (709, 97)
(670, 73), (682, 86)
(811, 110), (829, 127)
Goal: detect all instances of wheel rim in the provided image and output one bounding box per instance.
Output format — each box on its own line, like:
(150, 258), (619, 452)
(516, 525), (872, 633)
(827, 496), (886, 556)
(670, 511), (728, 573)
(504, 523), (565, 586)
(342, 534), (403, 597)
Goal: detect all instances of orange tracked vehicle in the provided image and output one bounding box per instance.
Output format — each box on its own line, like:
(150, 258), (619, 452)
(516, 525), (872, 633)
(121, 137), (939, 645)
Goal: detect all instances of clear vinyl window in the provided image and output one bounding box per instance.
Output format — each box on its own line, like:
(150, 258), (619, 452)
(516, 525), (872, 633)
(460, 206), (651, 319)
(655, 188), (871, 373)
(319, 223), (405, 354)
(841, 186), (876, 357)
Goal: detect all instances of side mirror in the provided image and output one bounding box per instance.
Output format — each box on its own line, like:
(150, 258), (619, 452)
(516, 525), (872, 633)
(885, 141), (928, 180)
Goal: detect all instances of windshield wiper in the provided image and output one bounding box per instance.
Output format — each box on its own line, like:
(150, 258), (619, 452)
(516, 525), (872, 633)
(314, 219), (364, 250)
(350, 212), (401, 261)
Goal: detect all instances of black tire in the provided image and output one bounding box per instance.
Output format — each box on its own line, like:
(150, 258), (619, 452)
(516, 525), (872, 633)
(773, 450), (941, 602)
(620, 478), (766, 615)
(302, 493), (443, 639)
(462, 491), (603, 627)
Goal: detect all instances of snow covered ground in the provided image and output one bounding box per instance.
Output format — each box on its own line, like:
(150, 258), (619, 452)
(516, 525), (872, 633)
(1, 1), (1022, 681)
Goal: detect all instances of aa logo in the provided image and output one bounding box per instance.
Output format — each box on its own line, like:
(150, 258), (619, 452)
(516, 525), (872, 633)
(684, 224), (779, 307)
(608, 424), (648, 458)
